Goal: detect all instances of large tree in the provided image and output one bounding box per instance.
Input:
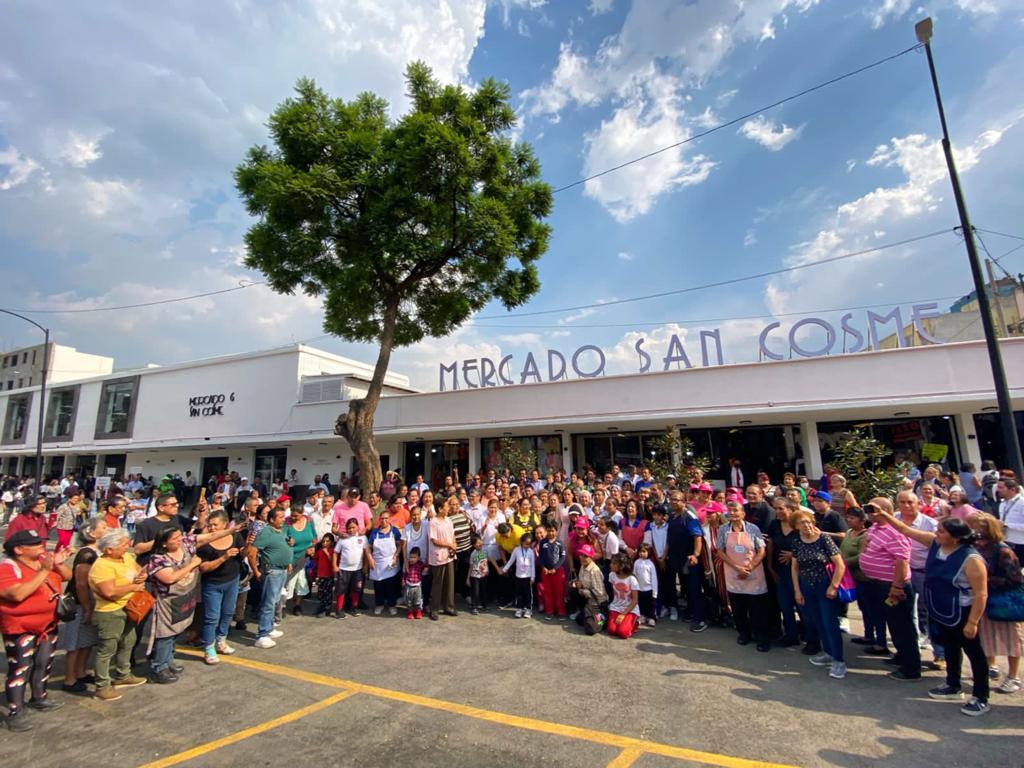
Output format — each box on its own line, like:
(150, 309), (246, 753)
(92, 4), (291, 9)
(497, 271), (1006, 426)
(236, 63), (552, 496)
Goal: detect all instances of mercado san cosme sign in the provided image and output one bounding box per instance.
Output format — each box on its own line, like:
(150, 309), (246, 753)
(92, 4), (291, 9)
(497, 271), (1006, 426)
(439, 302), (949, 391)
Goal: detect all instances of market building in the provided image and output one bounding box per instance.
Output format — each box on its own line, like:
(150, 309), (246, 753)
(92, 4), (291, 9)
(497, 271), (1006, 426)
(0, 338), (1022, 490)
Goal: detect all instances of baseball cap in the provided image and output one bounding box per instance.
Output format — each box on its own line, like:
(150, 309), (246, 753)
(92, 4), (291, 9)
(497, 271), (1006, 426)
(574, 517), (589, 530)
(3, 529), (45, 555)
(277, 494), (292, 504)
(577, 544), (595, 559)
(812, 490), (832, 503)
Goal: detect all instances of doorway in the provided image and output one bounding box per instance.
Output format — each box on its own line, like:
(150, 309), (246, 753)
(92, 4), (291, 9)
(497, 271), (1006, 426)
(201, 457), (230, 485)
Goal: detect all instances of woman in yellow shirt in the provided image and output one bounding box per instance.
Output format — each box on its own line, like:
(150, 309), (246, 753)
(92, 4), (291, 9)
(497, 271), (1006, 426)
(88, 530), (149, 701)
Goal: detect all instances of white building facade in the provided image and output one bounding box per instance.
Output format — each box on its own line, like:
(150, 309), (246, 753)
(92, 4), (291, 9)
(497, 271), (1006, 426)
(0, 339), (1022, 490)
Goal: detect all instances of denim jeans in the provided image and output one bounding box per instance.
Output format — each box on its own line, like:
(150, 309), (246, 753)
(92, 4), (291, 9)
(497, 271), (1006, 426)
(257, 568), (288, 639)
(800, 576), (843, 662)
(150, 635), (177, 673)
(202, 578), (240, 648)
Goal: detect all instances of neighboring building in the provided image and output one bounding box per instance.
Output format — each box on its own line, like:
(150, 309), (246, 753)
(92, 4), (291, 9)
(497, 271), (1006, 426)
(880, 277), (1024, 348)
(0, 343), (114, 391)
(0, 338), (1021, 490)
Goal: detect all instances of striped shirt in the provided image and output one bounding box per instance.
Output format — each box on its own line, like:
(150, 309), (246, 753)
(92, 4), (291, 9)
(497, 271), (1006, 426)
(859, 523), (911, 582)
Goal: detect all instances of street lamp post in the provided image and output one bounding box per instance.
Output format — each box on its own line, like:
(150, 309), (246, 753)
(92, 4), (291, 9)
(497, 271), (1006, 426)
(0, 309), (49, 493)
(914, 17), (1024, 478)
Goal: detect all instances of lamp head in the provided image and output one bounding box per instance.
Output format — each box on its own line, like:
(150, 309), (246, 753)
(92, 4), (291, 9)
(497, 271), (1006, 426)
(915, 17), (933, 44)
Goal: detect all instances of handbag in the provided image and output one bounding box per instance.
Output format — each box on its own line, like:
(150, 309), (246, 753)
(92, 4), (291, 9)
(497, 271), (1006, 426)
(46, 580), (77, 622)
(825, 562), (857, 603)
(986, 586), (1024, 622)
(125, 589), (156, 624)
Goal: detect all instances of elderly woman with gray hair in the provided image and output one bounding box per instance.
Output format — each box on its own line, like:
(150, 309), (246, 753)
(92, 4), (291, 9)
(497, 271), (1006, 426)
(87, 529), (150, 701)
(57, 517), (109, 693)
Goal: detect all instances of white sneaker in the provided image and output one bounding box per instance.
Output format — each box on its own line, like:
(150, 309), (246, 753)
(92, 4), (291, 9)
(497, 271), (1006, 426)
(514, 608), (524, 618)
(669, 608), (679, 622)
(374, 606), (384, 616)
(388, 607), (398, 616)
(838, 617), (850, 633)
(216, 640), (236, 656)
(524, 609), (532, 619)
(254, 637), (277, 649)
(269, 629), (284, 639)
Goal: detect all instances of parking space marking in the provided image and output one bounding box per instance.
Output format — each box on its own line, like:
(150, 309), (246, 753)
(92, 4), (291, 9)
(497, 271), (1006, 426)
(174, 648), (798, 768)
(137, 689), (356, 768)
(607, 747), (644, 767)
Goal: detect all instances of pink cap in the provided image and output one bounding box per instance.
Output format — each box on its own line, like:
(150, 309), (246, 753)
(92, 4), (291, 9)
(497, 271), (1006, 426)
(574, 518), (590, 530)
(577, 544), (595, 559)
(698, 483), (713, 493)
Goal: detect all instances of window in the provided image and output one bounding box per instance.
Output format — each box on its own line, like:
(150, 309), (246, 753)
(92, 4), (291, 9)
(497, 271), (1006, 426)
(94, 376), (140, 439)
(31, 349), (37, 365)
(44, 387), (79, 441)
(2, 393), (33, 444)
(17, 378), (23, 389)
(21, 352), (27, 364)
(480, 435), (564, 473)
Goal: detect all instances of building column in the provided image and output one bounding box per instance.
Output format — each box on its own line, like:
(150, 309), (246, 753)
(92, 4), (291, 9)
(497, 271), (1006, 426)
(560, 433), (574, 475)
(468, 438), (480, 476)
(799, 421), (823, 481)
(953, 412), (983, 469)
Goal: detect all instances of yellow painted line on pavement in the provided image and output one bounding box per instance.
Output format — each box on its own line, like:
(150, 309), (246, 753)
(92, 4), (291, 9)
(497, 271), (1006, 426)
(607, 747), (645, 767)
(175, 648), (798, 768)
(137, 689), (356, 768)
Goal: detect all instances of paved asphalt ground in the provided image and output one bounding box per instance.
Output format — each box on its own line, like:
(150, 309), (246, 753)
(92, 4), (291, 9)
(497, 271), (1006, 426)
(1, 597), (1021, 768)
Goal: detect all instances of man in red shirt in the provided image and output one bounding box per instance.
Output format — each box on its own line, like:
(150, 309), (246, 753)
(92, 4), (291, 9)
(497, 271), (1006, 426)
(4, 495), (51, 542)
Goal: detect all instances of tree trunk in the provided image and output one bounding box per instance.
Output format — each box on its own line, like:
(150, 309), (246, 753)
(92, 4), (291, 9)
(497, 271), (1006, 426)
(335, 299), (399, 500)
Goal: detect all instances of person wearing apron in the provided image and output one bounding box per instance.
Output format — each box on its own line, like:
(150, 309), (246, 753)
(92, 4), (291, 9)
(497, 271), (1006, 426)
(367, 511), (402, 615)
(717, 501), (770, 652)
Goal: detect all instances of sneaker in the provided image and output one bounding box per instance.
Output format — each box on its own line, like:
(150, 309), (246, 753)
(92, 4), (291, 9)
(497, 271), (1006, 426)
(960, 697), (991, 717)
(336, 610), (347, 619)
(374, 606), (384, 616)
(838, 617), (850, 634)
(927, 659), (946, 672)
(62, 680), (89, 694)
(809, 652), (833, 666)
(988, 666), (1001, 680)
(995, 677), (1022, 694)
(94, 686), (123, 702)
(169, 662), (184, 675)
(415, 610), (423, 620)
(4, 710), (33, 732)
(216, 640), (236, 656)
(269, 629), (284, 639)
(887, 670), (921, 681)
(801, 643), (821, 656)
(829, 661), (848, 679)
(150, 669), (179, 685)
(472, 608), (480, 615)
(407, 611), (415, 620)
(928, 684), (964, 701)
(523, 610), (532, 619)
(864, 646), (891, 656)
(112, 674), (147, 688)
(204, 647), (220, 666)
(429, 612), (438, 621)
(690, 620), (709, 633)
(515, 608), (524, 618)
(254, 636), (277, 649)
(273, 620), (281, 627)
(669, 608), (679, 622)
(388, 607), (398, 616)
(27, 697), (63, 712)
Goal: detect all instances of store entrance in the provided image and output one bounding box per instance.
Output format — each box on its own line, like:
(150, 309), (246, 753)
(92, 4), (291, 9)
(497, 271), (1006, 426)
(200, 457), (230, 485)
(681, 425), (799, 484)
(973, 411), (1024, 469)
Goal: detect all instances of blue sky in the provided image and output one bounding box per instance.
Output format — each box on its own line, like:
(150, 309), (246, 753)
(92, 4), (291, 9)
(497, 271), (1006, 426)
(1, 0), (1022, 390)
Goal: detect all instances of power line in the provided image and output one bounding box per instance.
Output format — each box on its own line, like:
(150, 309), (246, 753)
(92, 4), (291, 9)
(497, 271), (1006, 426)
(973, 227), (1024, 242)
(1, 281), (268, 315)
(476, 228), (954, 320)
(466, 295), (966, 329)
(552, 43), (924, 194)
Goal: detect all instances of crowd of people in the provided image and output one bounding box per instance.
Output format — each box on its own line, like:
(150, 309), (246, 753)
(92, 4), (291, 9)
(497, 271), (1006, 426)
(1, 458), (1022, 731)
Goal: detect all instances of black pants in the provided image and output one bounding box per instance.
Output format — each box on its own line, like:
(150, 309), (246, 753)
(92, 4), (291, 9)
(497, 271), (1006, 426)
(373, 574), (401, 608)
(729, 592), (770, 643)
(515, 576), (533, 611)
(455, 550), (472, 600)
(866, 579), (920, 676)
(937, 615), (990, 702)
(4, 632), (55, 715)
(637, 591), (655, 621)
(470, 576), (488, 608)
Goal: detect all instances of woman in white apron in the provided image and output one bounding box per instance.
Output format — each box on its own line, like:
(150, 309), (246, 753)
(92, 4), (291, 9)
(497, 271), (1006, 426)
(716, 501), (771, 652)
(367, 511), (402, 615)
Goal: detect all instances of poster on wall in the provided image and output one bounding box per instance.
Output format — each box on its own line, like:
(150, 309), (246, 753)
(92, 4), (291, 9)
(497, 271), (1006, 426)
(95, 476), (111, 495)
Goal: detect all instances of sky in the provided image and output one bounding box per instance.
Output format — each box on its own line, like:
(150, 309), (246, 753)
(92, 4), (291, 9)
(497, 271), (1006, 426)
(1, 0), (1022, 391)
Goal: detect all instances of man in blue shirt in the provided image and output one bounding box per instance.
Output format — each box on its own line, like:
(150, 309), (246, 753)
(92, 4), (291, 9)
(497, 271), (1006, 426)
(665, 490), (707, 632)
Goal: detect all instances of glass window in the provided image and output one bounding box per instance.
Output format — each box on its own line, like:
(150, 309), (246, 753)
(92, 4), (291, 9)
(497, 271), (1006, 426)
(2, 394), (32, 444)
(480, 435), (564, 473)
(45, 388), (78, 440)
(95, 377), (139, 438)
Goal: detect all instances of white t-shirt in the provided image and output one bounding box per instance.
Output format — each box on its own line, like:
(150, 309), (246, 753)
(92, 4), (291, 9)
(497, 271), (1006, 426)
(633, 558), (658, 597)
(608, 573), (640, 615)
(334, 535), (366, 571)
(402, 522), (430, 564)
(477, 512), (506, 558)
(602, 531), (620, 558)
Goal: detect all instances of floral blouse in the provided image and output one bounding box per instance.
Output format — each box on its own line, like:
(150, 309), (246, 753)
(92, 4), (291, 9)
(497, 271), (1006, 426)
(145, 533), (197, 597)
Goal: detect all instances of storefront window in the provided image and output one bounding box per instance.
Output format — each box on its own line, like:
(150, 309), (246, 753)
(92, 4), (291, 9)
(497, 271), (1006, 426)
(45, 387), (78, 440)
(818, 417), (960, 472)
(481, 435), (564, 474)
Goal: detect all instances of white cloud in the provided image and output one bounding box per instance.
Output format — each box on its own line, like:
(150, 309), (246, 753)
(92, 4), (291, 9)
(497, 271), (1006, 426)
(57, 130), (106, 168)
(846, 159), (857, 172)
(870, 0), (1009, 27)
(582, 73), (716, 222)
(617, 251), (634, 261)
(692, 106), (720, 129)
(497, 332), (542, 346)
(520, 42), (604, 119)
(559, 307), (598, 325)
(739, 115), (805, 151)
(589, 0), (615, 14)
(743, 230), (758, 247)
(0, 146), (40, 190)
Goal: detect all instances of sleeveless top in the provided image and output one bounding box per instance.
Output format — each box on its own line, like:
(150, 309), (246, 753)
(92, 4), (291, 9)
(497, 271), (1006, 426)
(924, 543), (977, 627)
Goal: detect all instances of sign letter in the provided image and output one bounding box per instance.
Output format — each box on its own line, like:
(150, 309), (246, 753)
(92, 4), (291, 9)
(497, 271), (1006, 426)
(700, 329), (724, 367)
(572, 345), (606, 378)
(439, 361), (459, 392)
(788, 317), (837, 358)
(758, 322), (784, 361)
